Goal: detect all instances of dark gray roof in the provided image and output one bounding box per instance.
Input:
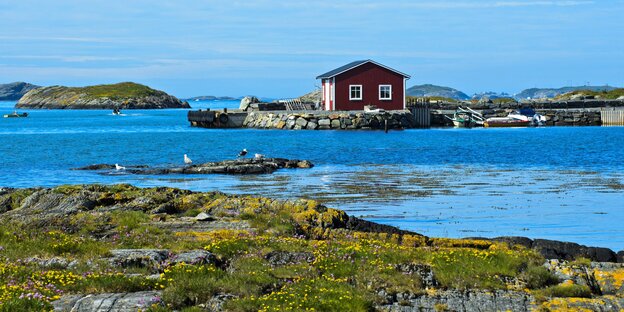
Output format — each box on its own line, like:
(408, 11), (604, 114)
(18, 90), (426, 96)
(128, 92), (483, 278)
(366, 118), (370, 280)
(316, 59), (410, 79)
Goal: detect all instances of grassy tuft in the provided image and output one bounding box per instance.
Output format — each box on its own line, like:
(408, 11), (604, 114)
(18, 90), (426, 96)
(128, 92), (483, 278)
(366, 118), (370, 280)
(534, 284), (592, 299)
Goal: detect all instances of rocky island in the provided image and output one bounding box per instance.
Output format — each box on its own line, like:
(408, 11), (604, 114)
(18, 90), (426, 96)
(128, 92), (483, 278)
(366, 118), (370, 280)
(0, 184), (622, 311)
(0, 82), (41, 101)
(15, 82), (190, 109)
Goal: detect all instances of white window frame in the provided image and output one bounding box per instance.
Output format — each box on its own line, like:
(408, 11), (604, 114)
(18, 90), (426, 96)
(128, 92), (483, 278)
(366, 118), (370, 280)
(379, 84), (392, 100)
(349, 85), (362, 100)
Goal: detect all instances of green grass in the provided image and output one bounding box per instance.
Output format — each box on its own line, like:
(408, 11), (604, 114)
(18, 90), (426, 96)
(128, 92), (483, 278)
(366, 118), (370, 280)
(0, 224), (110, 259)
(534, 284), (592, 299)
(429, 247), (541, 289)
(161, 264), (227, 308)
(491, 97), (518, 104)
(79, 82), (161, 99)
(521, 265), (560, 289)
(228, 277), (374, 312)
(73, 274), (159, 293)
(0, 297), (52, 312)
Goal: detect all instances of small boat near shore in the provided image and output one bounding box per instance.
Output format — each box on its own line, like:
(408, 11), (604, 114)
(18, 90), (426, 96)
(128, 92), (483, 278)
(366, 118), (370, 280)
(445, 106), (485, 128)
(484, 115), (530, 127)
(484, 109), (546, 127)
(3, 111), (28, 118)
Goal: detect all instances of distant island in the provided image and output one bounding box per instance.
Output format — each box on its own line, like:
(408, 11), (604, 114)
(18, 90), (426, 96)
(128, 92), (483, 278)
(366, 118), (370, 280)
(184, 95), (239, 101)
(406, 84), (470, 100)
(15, 82), (190, 109)
(404, 84), (619, 101)
(516, 85), (617, 100)
(0, 82), (40, 101)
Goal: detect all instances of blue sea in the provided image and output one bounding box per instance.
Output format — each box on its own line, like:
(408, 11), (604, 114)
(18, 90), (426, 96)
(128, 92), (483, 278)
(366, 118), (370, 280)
(1, 100), (623, 251)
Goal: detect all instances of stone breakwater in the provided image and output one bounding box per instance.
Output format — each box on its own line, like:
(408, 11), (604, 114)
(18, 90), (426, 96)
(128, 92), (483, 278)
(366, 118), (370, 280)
(243, 110), (416, 130)
(539, 109), (602, 126)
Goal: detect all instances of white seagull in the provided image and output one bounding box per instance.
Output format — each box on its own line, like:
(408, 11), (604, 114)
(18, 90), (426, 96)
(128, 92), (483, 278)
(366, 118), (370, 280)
(184, 154), (193, 164)
(254, 153), (265, 160)
(115, 163), (126, 170)
(238, 149), (248, 157)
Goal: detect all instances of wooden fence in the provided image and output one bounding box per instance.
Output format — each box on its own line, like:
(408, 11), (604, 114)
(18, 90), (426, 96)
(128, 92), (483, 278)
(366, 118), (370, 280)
(601, 108), (624, 126)
(278, 99), (317, 111)
(406, 98), (431, 128)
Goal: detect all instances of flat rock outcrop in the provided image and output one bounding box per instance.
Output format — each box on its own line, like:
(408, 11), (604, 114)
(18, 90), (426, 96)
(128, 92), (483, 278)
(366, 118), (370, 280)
(379, 290), (535, 312)
(52, 291), (163, 312)
(491, 236), (618, 262)
(74, 158), (314, 175)
(16, 82), (190, 109)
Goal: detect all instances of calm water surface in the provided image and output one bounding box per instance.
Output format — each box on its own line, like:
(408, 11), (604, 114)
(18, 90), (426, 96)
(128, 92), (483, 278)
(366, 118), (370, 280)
(1, 100), (623, 250)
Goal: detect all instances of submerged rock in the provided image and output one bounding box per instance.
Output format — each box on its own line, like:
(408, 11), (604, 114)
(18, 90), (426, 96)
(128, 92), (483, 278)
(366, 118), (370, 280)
(72, 164), (149, 170)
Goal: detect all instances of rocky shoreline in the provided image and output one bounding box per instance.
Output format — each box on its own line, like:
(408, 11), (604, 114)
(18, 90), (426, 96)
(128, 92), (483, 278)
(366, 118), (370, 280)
(0, 184), (622, 311)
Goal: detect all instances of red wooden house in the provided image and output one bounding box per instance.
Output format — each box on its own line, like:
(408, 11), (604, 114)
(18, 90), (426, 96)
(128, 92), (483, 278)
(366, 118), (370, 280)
(316, 60), (410, 111)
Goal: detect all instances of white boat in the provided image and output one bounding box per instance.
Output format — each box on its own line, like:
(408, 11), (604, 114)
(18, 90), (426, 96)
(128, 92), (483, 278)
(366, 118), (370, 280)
(484, 109), (545, 127)
(445, 106), (485, 128)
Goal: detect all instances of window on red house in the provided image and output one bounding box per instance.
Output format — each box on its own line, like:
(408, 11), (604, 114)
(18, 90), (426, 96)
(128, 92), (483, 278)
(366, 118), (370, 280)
(350, 85), (362, 100)
(379, 85), (392, 100)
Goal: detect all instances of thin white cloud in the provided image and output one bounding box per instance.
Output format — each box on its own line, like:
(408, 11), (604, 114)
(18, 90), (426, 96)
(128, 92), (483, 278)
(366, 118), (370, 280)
(260, 0), (595, 9)
(0, 35), (115, 43)
(0, 55), (137, 63)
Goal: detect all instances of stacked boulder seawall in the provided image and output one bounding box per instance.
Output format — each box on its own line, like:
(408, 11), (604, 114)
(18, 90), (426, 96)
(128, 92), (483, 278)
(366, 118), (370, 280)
(243, 110), (417, 130)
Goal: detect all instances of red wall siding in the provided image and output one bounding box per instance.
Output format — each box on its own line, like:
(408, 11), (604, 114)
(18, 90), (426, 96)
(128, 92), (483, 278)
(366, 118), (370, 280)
(334, 62), (405, 111)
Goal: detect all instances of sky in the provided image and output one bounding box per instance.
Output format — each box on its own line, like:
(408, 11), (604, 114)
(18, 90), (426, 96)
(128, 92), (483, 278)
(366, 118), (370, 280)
(1, 0), (623, 98)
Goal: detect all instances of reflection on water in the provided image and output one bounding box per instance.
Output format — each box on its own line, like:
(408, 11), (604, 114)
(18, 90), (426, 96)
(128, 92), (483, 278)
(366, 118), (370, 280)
(127, 165), (624, 250)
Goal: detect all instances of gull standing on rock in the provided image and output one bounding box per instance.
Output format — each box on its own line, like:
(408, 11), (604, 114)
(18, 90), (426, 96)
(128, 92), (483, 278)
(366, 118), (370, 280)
(238, 149), (248, 157)
(254, 153), (265, 160)
(115, 164), (126, 170)
(184, 154), (192, 164)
